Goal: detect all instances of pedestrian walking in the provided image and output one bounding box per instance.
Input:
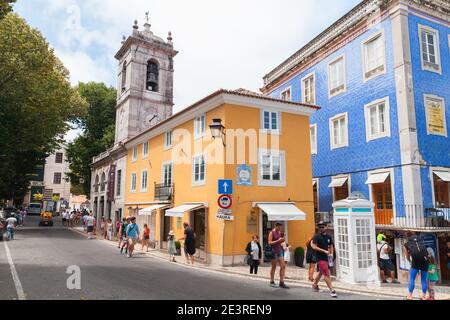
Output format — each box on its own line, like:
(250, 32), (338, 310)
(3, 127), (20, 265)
(168, 230), (177, 262)
(85, 213), (96, 240)
(268, 222), (289, 289)
(100, 217), (106, 239)
(427, 254), (439, 300)
(377, 234), (400, 284)
(404, 231), (429, 300)
(141, 224), (150, 252)
(311, 221), (337, 298)
(62, 211), (67, 226)
(245, 235), (262, 275)
(107, 219), (113, 241)
(21, 208), (27, 226)
(5, 215), (17, 240)
(120, 217), (130, 254)
(306, 235), (317, 282)
(125, 217), (140, 258)
(118, 218), (127, 248)
(82, 212), (88, 232)
(179, 222), (196, 265)
(69, 211), (75, 228)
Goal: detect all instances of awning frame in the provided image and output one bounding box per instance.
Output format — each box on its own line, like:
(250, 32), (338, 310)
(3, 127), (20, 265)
(139, 204), (170, 216)
(328, 176), (349, 188)
(165, 202), (208, 217)
(365, 172), (390, 185)
(252, 202), (306, 221)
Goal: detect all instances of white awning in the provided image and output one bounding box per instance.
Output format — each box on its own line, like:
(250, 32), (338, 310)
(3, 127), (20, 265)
(328, 177), (348, 188)
(165, 203), (205, 218)
(139, 204), (169, 216)
(434, 170), (450, 182)
(256, 203), (306, 221)
(365, 172), (390, 185)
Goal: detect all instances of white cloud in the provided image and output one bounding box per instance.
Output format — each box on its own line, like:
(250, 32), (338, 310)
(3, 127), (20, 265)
(16, 0), (361, 115)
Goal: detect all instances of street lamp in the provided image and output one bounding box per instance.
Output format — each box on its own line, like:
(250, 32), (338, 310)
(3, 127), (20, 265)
(209, 118), (226, 147)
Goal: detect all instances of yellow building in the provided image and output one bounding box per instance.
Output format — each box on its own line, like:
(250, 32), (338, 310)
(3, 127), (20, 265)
(124, 88), (319, 266)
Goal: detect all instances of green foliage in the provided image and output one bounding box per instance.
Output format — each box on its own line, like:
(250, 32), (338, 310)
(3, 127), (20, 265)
(0, 0), (16, 20)
(66, 82), (117, 197)
(295, 247), (305, 256)
(0, 14), (87, 203)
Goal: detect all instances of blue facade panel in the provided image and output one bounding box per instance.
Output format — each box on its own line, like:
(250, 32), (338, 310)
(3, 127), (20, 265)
(409, 14), (450, 167)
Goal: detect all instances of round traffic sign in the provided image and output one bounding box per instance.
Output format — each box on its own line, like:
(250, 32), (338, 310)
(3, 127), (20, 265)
(218, 195), (232, 209)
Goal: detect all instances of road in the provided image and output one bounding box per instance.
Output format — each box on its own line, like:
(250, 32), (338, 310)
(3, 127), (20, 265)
(0, 216), (391, 300)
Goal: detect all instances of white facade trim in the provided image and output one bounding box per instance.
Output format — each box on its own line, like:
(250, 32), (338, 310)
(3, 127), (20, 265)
(192, 154), (207, 187)
(429, 166), (450, 207)
(280, 86), (292, 101)
(310, 124), (318, 155)
(328, 54), (347, 98)
(329, 112), (349, 150)
(364, 96), (392, 142)
(260, 109), (282, 135)
(301, 71), (316, 105)
(367, 167), (396, 216)
(418, 24), (442, 75)
(140, 170), (148, 193)
(361, 29), (387, 82)
(331, 174), (351, 202)
(257, 149), (287, 187)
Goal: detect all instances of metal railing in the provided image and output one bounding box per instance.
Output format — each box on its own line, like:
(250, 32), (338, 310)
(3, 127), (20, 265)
(154, 183), (174, 201)
(374, 204), (450, 229)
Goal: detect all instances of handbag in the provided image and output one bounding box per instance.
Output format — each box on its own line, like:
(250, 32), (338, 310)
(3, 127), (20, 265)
(264, 244), (275, 260)
(284, 250), (291, 263)
(244, 254), (252, 266)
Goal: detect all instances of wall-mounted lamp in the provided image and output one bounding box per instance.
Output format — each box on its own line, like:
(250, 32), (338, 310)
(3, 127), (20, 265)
(209, 118), (226, 147)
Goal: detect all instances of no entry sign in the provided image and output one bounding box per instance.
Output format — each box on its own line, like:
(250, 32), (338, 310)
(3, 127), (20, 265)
(218, 195), (232, 209)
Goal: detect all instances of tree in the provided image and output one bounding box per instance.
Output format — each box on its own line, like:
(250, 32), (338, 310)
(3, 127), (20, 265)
(0, 14), (87, 203)
(66, 82), (116, 197)
(0, 0), (16, 20)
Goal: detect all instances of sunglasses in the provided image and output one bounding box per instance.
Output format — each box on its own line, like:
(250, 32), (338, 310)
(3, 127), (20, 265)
(318, 226), (326, 229)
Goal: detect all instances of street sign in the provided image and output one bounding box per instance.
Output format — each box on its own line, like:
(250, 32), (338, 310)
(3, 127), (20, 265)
(218, 195), (232, 209)
(218, 179), (233, 195)
(43, 189), (53, 201)
(218, 208), (232, 215)
(236, 165), (253, 186)
(217, 213), (235, 221)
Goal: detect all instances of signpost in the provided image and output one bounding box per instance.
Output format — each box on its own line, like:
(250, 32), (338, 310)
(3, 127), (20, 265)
(218, 195), (232, 209)
(218, 180), (233, 195)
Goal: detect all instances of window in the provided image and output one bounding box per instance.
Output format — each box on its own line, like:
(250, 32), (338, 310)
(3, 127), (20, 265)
(162, 162), (173, 186)
(94, 175), (99, 192)
(131, 146), (138, 161)
(424, 95), (447, 137)
(330, 113), (348, 149)
(419, 25), (441, 73)
(141, 170), (148, 192)
(142, 142), (149, 158)
(262, 110), (280, 133)
(146, 60), (159, 92)
(164, 131), (172, 149)
(336, 218), (350, 268)
(432, 171), (449, 207)
(130, 173), (137, 192)
(100, 172), (106, 191)
(365, 98), (391, 141)
(302, 73), (316, 104)
(258, 149), (286, 187)
(310, 124), (317, 155)
(53, 172), (62, 185)
(313, 179), (319, 213)
(280, 87), (291, 101)
(192, 155), (206, 185)
(116, 170), (122, 196)
(328, 56), (346, 97)
(194, 115), (206, 139)
(55, 153), (63, 164)
(121, 61), (127, 93)
(362, 32), (385, 80)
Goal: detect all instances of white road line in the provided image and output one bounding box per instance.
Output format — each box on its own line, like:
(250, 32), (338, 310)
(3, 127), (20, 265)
(3, 241), (26, 300)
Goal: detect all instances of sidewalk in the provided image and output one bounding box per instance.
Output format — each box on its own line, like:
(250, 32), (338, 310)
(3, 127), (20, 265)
(71, 227), (450, 300)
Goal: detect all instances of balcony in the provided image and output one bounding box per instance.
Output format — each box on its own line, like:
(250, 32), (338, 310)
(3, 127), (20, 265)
(154, 183), (174, 201)
(375, 204), (450, 230)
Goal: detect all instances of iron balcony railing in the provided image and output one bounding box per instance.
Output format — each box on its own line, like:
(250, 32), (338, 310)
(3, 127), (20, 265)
(154, 183), (174, 201)
(374, 204), (450, 229)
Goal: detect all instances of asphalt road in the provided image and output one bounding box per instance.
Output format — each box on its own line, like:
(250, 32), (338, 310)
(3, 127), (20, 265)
(0, 216), (391, 300)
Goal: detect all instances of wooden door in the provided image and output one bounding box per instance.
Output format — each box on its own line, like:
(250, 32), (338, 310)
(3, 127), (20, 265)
(373, 180), (393, 225)
(334, 182), (349, 201)
(434, 176), (449, 207)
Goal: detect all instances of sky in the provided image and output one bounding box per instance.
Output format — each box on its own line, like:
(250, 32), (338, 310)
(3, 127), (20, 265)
(14, 0), (362, 141)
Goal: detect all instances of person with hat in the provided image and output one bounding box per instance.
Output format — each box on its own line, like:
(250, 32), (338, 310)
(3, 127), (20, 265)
(311, 221), (337, 298)
(268, 222), (289, 289)
(167, 230), (177, 262)
(377, 233), (400, 284)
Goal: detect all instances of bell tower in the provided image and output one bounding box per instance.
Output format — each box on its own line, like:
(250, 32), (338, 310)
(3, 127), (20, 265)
(114, 18), (178, 145)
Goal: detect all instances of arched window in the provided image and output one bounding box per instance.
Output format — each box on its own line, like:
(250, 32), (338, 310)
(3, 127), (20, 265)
(94, 175), (99, 192)
(100, 172), (106, 192)
(121, 62), (127, 93)
(146, 60), (159, 92)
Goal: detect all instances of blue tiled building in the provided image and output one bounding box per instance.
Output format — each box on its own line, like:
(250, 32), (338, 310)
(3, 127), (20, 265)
(262, 0), (450, 281)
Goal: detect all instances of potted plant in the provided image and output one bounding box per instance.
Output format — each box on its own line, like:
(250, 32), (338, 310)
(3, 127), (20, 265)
(175, 241), (182, 256)
(294, 247), (305, 268)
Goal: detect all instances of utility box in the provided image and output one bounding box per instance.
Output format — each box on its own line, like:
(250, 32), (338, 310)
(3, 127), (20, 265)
(332, 194), (379, 285)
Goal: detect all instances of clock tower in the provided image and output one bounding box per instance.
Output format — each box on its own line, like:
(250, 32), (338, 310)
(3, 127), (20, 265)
(114, 19), (178, 145)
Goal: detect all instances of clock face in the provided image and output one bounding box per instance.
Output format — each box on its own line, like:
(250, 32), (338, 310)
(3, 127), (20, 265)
(143, 112), (161, 128)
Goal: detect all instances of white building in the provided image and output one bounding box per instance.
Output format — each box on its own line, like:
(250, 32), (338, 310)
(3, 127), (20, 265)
(43, 147), (71, 208)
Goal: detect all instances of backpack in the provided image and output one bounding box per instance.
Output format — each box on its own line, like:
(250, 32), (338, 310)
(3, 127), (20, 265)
(406, 238), (428, 263)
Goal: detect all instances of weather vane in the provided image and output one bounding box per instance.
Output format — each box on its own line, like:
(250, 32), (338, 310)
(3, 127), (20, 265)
(145, 11), (150, 24)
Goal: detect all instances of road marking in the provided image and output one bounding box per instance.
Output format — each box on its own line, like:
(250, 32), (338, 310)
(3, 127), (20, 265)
(3, 241), (26, 300)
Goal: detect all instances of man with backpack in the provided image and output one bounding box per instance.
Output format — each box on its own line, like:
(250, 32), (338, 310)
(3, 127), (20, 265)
(403, 231), (429, 300)
(377, 234), (400, 284)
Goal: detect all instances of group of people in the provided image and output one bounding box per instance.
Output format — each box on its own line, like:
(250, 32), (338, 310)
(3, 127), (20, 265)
(62, 208), (89, 228)
(3, 209), (27, 240)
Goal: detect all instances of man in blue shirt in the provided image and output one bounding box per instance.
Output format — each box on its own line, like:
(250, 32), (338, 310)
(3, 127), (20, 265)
(126, 217), (140, 258)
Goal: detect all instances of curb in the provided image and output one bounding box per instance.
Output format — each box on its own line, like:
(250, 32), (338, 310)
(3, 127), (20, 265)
(68, 228), (448, 300)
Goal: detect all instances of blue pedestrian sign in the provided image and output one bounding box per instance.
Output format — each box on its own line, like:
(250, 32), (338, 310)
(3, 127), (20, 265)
(218, 180), (233, 195)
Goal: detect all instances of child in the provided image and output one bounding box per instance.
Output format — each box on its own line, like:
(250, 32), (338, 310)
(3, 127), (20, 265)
(167, 230), (177, 262)
(141, 224), (150, 252)
(427, 255), (439, 300)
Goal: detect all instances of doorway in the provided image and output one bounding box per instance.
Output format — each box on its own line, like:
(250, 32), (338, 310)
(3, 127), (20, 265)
(373, 178), (393, 225)
(160, 210), (171, 249)
(261, 212), (287, 262)
(190, 208), (206, 250)
(438, 235), (450, 283)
